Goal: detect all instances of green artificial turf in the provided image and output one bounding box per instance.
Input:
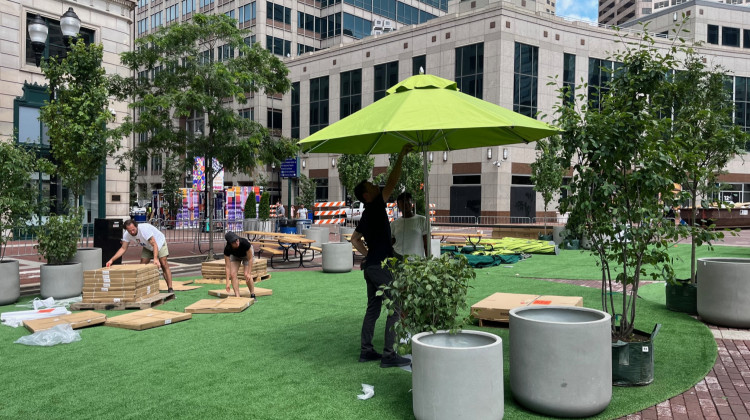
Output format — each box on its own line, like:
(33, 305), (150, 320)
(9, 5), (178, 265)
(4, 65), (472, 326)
(0, 245), (730, 419)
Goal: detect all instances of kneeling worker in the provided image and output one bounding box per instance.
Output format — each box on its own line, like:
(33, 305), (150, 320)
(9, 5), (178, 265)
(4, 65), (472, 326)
(106, 219), (173, 292)
(224, 232), (257, 300)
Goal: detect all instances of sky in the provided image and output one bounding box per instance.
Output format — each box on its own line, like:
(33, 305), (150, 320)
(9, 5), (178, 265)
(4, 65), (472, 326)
(555, 0), (598, 24)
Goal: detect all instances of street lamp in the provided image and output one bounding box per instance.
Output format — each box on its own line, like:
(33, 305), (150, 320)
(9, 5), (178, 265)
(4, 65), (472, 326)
(27, 7), (81, 67)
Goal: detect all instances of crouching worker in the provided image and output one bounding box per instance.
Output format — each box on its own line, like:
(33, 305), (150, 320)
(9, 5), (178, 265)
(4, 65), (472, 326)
(106, 219), (173, 293)
(224, 232), (257, 300)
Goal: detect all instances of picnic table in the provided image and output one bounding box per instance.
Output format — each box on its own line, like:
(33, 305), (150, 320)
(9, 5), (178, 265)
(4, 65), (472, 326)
(430, 231), (487, 246)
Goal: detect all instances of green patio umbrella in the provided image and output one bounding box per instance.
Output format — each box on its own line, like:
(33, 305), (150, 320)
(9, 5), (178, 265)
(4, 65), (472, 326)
(298, 73), (560, 254)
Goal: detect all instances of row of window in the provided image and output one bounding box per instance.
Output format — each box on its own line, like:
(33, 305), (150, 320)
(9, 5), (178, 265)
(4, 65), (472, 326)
(267, 1), (292, 25)
(342, 0), (437, 26)
(707, 24), (750, 49)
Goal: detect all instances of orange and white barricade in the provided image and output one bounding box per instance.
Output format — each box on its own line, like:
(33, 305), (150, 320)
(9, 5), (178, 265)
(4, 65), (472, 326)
(313, 202), (346, 225)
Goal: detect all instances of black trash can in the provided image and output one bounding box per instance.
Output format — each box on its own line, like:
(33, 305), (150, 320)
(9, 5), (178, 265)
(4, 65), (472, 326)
(94, 218), (124, 266)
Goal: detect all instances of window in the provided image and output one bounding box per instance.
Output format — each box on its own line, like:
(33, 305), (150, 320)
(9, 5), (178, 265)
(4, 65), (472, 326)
(138, 18), (149, 35)
(225, 10), (235, 20)
(455, 43), (484, 99)
(563, 53), (575, 105)
(151, 155), (163, 175)
(723, 26), (741, 47)
(200, 0), (215, 7)
(267, 108), (282, 134)
(412, 55), (426, 75)
(239, 2), (256, 23)
(166, 4), (180, 22)
(588, 58), (615, 110)
(513, 42), (538, 118)
(745, 29), (750, 49)
(244, 35), (256, 45)
(320, 13), (341, 39)
(267, 2), (292, 24)
(218, 44), (234, 61)
(374, 61), (399, 101)
(199, 48), (214, 64)
(239, 108), (254, 120)
(315, 178), (329, 201)
(310, 76), (329, 134)
(707, 24), (719, 45)
(139, 0), (148, 7)
(265, 36), (291, 56)
(373, 0), (396, 20)
(395, 1), (436, 25)
(291, 82), (300, 139)
(17, 106), (49, 146)
(182, 0), (195, 14)
(151, 11), (163, 29)
(340, 69), (362, 119)
(343, 13), (371, 39)
(736, 76), (750, 147)
(25, 14), (96, 66)
(297, 43), (316, 56)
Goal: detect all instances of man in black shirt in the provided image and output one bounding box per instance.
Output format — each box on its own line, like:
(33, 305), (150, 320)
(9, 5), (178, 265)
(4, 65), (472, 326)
(224, 232), (257, 300)
(351, 144), (412, 368)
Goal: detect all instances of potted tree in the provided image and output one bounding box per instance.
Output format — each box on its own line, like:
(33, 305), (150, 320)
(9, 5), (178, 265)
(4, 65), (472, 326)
(531, 135), (565, 241)
(0, 140), (47, 305)
(380, 255), (503, 420)
(243, 192), (258, 232)
(258, 192), (271, 232)
(36, 209), (85, 299)
(549, 27), (689, 386)
(664, 50), (747, 315)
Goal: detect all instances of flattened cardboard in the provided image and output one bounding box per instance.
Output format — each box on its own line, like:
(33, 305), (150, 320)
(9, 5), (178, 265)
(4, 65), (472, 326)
(23, 311), (107, 333)
(208, 287), (273, 298)
(201, 258), (268, 280)
(104, 308), (191, 331)
(184, 297), (253, 313)
(159, 280), (201, 291)
(471, 292), (583, 322)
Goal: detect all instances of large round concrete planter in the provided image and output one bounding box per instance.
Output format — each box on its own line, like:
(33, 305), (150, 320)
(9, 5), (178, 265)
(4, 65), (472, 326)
(40, 262), (83, 299)
(322, 242), (353, 273)
(697, 257), (750, 328)
(0, 260), (20, 306)
(339, 226), (355, 239)
(70, 247), (102, 272)
(412, 330), (504, 420)
(243, 218), (258, 232)
(429, 238), (441, 258)
(510, 306), (611, 418)
(552, 226), (565, 245)
(302, 227), (328, 248)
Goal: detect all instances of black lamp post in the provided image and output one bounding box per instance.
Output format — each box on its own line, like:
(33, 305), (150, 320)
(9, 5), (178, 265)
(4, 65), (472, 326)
(27, 7), (81, 67)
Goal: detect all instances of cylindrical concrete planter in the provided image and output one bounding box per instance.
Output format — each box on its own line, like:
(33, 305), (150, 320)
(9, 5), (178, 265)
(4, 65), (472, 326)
(0, 259), (20, 306)
(69, 247), (102, 273)
(40, 262), (84, 299)
(243, 218), (258, 232)
(510, 306), (611, 418)
(339, 226), (355, 241)
(552, 226), (565, 245)
(429, 238), (441, 258)
(412, 330), (504, 420)
(302, 227), (328, 248)
(697, 258), (750, 328)
(322, 242), (353, 273)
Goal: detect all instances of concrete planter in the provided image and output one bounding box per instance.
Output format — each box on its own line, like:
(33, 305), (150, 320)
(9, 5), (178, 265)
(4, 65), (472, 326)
(0, 260), (20, 306)
(40, 262), (83, 299)
(302, 227), (328, 248)
(322, 242), (353, 273)
(510, 306), (611, 417)
(412, 330), (504, 420)
(243, 218), (258, 232)
(552, 226), (565, 245)
(697, 258), (750, 328)
(339, 226), (355, 240)
(70, 247), (102, 273)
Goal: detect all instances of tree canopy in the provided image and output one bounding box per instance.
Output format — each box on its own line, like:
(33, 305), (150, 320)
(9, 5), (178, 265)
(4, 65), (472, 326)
(336, 154), (374, 202)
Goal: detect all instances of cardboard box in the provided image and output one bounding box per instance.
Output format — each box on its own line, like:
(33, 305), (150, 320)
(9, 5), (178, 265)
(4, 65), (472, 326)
(208, 287), (273, 298)
(184, 297), (253, 313)
(23, 311), (107, 333)
(201, 258), (268, 280)
(105, 308), (191, 331)
(159, 280), (201, 291)
(82, 264), (160, 304)
(471, 292), (583, 323)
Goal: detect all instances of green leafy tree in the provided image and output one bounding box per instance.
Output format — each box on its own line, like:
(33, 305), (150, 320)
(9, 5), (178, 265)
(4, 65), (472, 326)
(666, 50), (747, 284)
(162, 153), (184, 222)
(111, 13), (296, 256)
(36, 208), (84, 265)
(531, 135), (566, 235)
(39, 38), (117, 206)
(337, 154), (374, 202)
(552, 28), (688, 341)
(297, 174), (316, 210)
(379, 153), (429, 211)
(0, 139), (51, 261)
(244, 193), (257, 219)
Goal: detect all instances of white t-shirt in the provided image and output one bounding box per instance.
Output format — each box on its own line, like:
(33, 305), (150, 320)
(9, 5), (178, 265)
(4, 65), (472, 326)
(122, 223), (166, 251)
(391, 214), (428, 257)
(298, 207), (308, 219)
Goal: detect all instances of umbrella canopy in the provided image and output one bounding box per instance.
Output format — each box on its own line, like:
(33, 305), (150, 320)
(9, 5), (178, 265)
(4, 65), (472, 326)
(299, 74), (559, 154)
(298, 74), (560, 255)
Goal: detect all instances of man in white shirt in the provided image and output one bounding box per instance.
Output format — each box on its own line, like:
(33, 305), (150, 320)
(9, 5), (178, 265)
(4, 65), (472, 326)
(106, 219), (174, 292)
(390, 192), (428, 259)
(297, 204), (308, 220)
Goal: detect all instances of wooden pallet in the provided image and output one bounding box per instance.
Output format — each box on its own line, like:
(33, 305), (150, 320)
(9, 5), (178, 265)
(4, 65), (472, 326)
(70, 293), (175, 311)
(477, 318), (510, 328)
(193, 273), (271, 284)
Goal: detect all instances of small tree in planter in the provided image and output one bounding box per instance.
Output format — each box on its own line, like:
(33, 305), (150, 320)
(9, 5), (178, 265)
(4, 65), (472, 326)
(258, 192), (271, 231)
(551, 28), (688, 385)
(531, 135), (566, 239)
(243, 191), (258, 231)
(35, 208), (85, 299)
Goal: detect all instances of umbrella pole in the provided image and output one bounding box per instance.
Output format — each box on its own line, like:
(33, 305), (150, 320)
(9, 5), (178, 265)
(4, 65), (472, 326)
(422, 148), (432, 258)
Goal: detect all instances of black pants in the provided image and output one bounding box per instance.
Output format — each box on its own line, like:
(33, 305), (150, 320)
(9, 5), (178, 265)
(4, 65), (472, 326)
(361, 264), (399, 357)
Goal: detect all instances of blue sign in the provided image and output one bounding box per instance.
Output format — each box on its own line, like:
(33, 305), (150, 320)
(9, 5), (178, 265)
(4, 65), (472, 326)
(280, 157), (298, 178)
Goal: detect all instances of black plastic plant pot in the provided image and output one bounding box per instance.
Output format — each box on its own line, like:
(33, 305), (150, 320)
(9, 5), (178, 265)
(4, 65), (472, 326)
(665, 280), (698, 315)
(538, 233), (553, 241)
(566, 239), (580, 250)
(612, 324), (661, 386)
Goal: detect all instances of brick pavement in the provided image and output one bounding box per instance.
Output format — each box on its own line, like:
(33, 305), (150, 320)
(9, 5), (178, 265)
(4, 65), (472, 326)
(11, 228), (750, 418)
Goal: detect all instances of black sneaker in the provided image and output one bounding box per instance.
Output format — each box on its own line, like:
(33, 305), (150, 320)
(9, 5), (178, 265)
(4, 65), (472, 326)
(358, 350), (382, 363)
(167, 287), (174, 293)
(250, 294), (257, 300)
(380, 354), (411, 368)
